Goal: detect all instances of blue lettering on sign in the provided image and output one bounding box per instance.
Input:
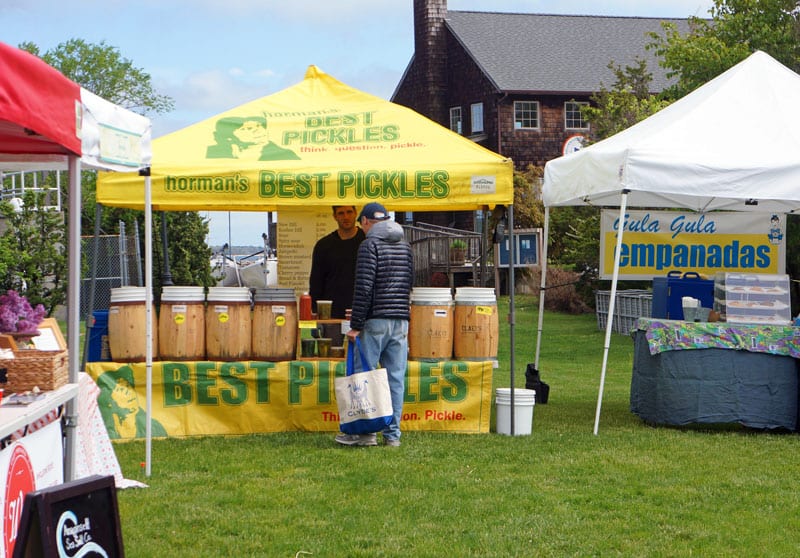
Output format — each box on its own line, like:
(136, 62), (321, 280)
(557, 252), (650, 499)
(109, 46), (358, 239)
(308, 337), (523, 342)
(614, 212), (661, 234)
(613, 212), (721, 240)
(669, 214), (717, 239)
(619, 241), (771, 270)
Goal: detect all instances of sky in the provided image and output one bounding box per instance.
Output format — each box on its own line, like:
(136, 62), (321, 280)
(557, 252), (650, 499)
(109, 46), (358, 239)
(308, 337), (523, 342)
(1, 0), (714, 246)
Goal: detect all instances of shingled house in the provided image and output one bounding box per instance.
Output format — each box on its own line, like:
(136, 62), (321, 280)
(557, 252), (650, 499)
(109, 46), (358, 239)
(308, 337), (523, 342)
(392, 0), (690, 228)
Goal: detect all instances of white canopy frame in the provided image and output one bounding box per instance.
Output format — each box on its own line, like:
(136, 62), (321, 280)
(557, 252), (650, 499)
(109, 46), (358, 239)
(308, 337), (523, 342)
(0, 42), (152, 479)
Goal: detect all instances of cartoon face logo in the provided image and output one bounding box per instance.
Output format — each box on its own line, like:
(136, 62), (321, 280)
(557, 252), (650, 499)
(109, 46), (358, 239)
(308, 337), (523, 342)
(205, 115), (300, 161)
(768, 214), (783, 245)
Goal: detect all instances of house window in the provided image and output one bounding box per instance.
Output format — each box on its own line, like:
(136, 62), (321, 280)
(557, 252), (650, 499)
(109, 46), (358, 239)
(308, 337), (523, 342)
(449, 107), (463, 134)
(471, 103), (484, 133)
(565, 101), (589, 130)
(514, 101), (539, 129)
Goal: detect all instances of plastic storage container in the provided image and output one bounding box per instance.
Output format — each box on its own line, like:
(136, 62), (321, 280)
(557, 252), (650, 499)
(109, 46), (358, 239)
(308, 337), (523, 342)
(713, 272), (791, 325)
(87, 310), (111, 362)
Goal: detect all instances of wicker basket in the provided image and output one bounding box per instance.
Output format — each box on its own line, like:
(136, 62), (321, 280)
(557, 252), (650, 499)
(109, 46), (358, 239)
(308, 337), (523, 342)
(0, 349), (69, 393)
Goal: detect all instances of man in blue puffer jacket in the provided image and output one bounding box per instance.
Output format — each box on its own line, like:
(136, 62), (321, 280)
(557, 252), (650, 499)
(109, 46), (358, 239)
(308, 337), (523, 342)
(338, 202), (414, 447)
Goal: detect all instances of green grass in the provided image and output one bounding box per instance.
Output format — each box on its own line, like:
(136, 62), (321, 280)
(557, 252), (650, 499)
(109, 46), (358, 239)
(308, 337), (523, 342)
(111, 296), (800, 557)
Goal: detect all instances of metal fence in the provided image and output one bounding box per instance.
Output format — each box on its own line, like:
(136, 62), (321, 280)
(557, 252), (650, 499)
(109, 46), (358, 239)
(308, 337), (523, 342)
(81, 220), (143, 318)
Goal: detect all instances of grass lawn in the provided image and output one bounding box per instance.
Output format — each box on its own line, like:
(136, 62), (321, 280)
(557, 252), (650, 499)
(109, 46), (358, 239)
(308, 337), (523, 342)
(111, 295), (800, 557)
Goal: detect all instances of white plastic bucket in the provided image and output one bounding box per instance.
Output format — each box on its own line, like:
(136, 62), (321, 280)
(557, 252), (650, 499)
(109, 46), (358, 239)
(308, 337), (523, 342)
(207, 286), (252, 302)
(495, 388), (536, 435)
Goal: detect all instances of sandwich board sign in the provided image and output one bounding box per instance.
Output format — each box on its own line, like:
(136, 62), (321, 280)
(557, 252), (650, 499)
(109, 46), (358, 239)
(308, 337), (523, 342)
(12, 475), (124, 557)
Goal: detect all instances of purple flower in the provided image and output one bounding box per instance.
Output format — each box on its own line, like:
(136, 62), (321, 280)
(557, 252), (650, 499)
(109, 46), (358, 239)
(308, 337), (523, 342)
(0, 290), (46, 334)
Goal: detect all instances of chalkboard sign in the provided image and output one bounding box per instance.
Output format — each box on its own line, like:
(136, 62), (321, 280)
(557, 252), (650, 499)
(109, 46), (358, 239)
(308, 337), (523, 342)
(12, 475), (124, 558)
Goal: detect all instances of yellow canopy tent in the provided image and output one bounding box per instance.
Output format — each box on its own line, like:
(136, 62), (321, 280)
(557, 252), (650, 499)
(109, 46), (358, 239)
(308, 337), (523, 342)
(97, 65), (513, 211)
(95, 67), (534, 448)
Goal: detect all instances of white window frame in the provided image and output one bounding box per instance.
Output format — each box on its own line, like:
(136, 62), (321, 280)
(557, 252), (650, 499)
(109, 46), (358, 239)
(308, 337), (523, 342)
(449, 106), (463, 134)
(514, 101), (540, 130)
(564, 101), (589, 130)
(470, 102), (484, 134)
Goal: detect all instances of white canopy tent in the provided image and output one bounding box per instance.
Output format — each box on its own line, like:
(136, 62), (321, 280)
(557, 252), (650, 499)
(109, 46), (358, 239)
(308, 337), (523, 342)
(538, 51), (800, 434)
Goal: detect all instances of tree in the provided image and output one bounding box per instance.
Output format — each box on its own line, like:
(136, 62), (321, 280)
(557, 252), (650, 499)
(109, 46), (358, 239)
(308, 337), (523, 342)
(153, 212), (216, 290)
(582, 59), (672, 138)
(648, 0), (800, 99)
(487, 165), (545, 252)
(0, 191), (67, 315)
(80, 172), (215, 292)
(19, 39), (173, 114)
(11, 39), (214, 302)
(21, 39), (174, 241)
(511, 165), (545, 229)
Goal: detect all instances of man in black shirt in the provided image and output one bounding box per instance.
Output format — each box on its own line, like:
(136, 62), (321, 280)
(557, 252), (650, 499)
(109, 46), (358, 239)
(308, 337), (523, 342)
(309, 206), (366, 319)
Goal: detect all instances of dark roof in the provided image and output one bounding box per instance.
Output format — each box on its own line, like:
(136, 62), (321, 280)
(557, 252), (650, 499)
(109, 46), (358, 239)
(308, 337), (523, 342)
(445, 11), (692, 94)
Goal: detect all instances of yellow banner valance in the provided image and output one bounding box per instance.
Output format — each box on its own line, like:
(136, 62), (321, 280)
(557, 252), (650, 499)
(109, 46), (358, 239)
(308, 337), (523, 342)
(85, 360), (494, 438)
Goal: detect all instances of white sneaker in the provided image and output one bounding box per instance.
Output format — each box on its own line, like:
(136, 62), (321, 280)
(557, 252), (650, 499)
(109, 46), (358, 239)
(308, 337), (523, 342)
(335, 433), (378, 446)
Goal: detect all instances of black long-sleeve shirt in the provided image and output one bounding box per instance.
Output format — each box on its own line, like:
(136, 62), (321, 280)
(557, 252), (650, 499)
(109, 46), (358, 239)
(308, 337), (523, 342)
(309, 228), (365, 319)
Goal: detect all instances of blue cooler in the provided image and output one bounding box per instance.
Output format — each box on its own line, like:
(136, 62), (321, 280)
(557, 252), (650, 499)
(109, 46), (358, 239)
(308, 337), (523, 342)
(87, 310), (111, 362)
(652, 271), (714, 320)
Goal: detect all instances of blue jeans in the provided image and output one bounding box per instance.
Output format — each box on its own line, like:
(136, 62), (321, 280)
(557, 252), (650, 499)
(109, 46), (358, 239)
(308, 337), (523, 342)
(355, 318), (409, 441)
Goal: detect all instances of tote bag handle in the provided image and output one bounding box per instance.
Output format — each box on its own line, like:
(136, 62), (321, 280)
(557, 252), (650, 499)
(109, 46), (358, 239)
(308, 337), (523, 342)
(346, 337), (372, 376)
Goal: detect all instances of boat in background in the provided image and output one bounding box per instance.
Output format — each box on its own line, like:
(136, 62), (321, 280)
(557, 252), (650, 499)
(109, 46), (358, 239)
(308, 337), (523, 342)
(211, 235), (278, 288)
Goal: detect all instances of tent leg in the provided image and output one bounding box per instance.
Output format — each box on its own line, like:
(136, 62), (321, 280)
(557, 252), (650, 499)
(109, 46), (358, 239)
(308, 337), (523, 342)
(593, 191), (629, 435)
(507, 205), (516, 435)
(142, 169), (154, 477)
(534, 207), (550, 370)
(64, 156), (81, 481)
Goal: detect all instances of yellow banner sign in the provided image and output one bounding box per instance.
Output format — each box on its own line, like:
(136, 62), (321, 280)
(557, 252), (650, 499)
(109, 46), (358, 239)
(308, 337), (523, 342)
(85, 360), (493, 439)
(600, 209), (786, 280)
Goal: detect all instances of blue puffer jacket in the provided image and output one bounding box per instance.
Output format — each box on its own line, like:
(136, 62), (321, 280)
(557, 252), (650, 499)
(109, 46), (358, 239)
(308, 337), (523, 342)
(349, 219), (414, 330)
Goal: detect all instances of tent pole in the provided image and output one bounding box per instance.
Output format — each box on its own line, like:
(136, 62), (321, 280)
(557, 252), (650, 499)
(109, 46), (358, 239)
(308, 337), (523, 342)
(141, 168), (154, 477)
(227, 211), (233, 261)
(160, 212), (174, 286)
(508, 205), (516, 435)
(593, 190), (629, 435)
(64, 155), (81, 481)
(481, 207), (489, 286)
(534, 207), (550, 369)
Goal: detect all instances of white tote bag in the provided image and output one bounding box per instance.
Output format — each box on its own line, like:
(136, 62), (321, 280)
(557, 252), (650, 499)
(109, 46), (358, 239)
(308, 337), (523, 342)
(334, 338), (393, 434)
